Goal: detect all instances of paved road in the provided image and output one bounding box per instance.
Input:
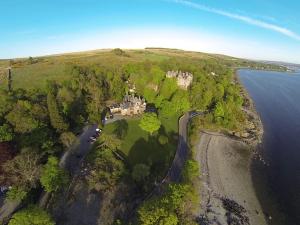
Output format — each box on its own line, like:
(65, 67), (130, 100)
(162, 111), (203, 183)
(39, 124), (98, 208)
(0, 197), (21, 224)
(60, 124), (98, 174)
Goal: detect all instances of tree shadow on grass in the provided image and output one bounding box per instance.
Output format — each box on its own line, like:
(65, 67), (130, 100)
(127, 126), (178, 180)
(112, 119), (128, 139)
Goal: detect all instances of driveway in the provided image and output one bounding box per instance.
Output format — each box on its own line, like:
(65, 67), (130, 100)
(39, 124), (98, 208)
(60, 124), (98, 175)
(163, 111), (203, 183)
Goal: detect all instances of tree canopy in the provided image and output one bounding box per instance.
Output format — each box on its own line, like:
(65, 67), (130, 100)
(139, 113), (161, 135)
(40, 156), (69, 193)
(8, 205), (54, 225)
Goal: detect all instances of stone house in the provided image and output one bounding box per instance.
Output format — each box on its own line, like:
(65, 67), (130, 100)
(166, 70), (193, 90)
(109, 94), (146, 116)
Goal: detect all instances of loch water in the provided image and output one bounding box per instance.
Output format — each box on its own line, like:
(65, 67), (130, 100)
(239, 69), (300, 225)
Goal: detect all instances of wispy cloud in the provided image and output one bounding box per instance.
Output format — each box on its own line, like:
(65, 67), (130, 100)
(172, 0), (300, 41)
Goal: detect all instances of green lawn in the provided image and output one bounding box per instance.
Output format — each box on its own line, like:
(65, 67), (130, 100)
(103, 115), (179, 174)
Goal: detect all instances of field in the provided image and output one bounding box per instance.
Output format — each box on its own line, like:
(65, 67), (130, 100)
(103, 115), (179, 171)
(0, 48), (242, 90)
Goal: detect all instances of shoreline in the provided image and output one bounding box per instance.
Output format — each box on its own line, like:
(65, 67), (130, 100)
(194, 69), (268, 224)
(196, 131), (267, 225)
(237, 69), (292, 225)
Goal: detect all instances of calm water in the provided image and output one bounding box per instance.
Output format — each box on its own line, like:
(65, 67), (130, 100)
(239, 69), (300, 225)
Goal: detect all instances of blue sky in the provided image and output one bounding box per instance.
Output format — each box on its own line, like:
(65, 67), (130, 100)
(1, 0), (300, 63)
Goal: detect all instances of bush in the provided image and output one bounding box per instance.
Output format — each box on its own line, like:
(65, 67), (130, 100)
(112, 48), (126, 56)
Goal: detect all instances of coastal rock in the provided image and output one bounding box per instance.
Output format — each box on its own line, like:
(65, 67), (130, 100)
(246, 121), (255, 130)
(234, 132), (241, 138)
(241, 132), (250, 138)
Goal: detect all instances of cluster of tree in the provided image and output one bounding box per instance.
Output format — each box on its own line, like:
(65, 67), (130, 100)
(86, 144), (125, 191)
(137, 183), (197, 225)
(0, 52), (250, 223)
(124, 57), (245, 130)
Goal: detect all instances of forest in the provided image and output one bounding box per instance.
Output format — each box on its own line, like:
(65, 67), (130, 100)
(0, 48), (282, 224)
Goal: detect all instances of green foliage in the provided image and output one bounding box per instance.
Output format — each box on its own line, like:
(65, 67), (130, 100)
(158, 135), (169, 145)
(59, 131), (76, 148)
(8, 205), (54, 225)
(143, 88), (157, 103)
(40, 156), (69, 193)
(132, 163), (150, 182)
(86, 147), (124, 191)
(159, 78), (177, 100)
(138, 184), (190, 225)
(182, 160), (199, 183)
(159, 100), (177, 118)
(150, 65), (165, 85)
(139, 113), (161, 135)
(171, 90), (191, 114)
(100, 133), (122, 150)
(213, 101), (225, 119)
(0, 90), (13, 117)
(110, 75), (126, 101)
(6, 186), (28, 201)
(5, 100), (44, 133)
(153, 95), (164, 108)
(0, 123), (13, 142)
(47, 92), (69, 132)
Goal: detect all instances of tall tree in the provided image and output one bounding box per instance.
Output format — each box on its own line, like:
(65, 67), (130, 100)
(1, 151), (41, 189)
(139, 113), (161, 135)
(40, 156), (69, 193)
(47, 92), (69, 132)
(5, 100), (43, 133)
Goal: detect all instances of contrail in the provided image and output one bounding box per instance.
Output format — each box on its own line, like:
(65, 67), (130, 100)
(172, 0), (300, 41)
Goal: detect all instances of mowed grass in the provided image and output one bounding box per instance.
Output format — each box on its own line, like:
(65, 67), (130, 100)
(103, 115), (179, 171)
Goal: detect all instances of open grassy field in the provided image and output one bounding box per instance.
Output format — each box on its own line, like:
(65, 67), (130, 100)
(103, 115), (179, 170)
(0, 48), (238, 90)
